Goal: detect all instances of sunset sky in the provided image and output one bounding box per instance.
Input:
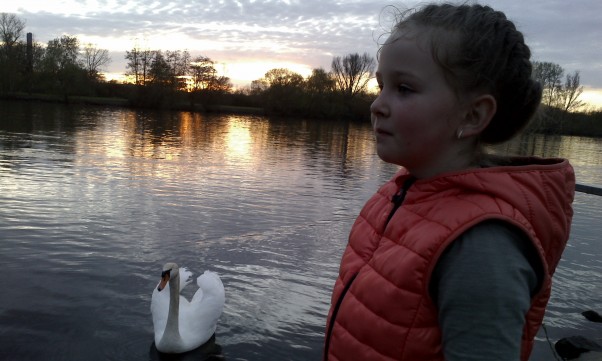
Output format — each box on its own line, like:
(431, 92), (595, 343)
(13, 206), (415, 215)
(5, 0), (602, 106)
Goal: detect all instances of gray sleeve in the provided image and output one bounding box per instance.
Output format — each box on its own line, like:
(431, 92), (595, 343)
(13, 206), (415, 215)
(431, 220), (542, 361)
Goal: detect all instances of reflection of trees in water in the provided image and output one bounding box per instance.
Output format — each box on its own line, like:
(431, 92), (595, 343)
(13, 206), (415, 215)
(0, 99), (101, 134)
(490, 132), (602, 166)
(121, 111), (381, 180)
(7, 102), (601, 181)
(1, 101), (377, 176)
(0, 100), (104, 156)
(261, 117), (383, 180)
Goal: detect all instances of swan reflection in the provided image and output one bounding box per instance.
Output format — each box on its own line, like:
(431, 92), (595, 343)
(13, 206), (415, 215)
(149, 334), (225, 361)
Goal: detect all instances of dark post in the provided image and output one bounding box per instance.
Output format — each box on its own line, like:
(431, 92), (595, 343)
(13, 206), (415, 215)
(26, 32), (33, 73)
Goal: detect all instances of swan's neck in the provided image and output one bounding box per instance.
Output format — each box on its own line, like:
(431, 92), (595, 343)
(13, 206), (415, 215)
(160, 274), (182, 347)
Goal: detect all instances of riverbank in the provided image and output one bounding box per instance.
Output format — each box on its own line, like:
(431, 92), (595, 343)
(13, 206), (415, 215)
(0, 92), (265, 116)
(2, 92), (602, 136)
(2, 92), (129, 106)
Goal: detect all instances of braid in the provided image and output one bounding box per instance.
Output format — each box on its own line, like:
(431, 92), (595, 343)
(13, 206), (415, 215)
(395, 3), (542, 144)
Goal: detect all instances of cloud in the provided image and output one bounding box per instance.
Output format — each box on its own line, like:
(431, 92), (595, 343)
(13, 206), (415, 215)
(486, 0), (602, 86)
(9, 0), (602, 90)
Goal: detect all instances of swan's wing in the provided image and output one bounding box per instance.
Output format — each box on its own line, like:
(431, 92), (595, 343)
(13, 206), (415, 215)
(191, 287), (204, 304)
(198, 271), (225, 298)
(179, 271), (225, 350)
(189, 271), (225, 322)
(179, 267), (193, 293)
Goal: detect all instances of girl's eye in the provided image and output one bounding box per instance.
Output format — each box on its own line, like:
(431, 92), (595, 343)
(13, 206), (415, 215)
(398, 84), (413, 94)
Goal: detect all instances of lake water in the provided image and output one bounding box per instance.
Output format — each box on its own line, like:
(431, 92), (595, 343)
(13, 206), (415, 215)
(0, 100), (600, 360)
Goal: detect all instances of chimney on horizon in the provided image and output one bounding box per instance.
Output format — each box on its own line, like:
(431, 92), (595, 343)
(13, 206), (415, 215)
(26, 32), (33, 73)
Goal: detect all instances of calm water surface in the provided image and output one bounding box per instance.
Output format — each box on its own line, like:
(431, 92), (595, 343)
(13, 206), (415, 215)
(0, 100), (600, 360)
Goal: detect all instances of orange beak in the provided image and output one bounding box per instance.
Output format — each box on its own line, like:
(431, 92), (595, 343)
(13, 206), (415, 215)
(157, 271), (170, 292)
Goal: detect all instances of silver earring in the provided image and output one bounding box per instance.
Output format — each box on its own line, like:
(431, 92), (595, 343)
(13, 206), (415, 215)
(456, 129), (464, 139)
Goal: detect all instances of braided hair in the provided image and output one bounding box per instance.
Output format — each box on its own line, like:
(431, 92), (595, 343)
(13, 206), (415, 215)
(390, 3), (542, 144)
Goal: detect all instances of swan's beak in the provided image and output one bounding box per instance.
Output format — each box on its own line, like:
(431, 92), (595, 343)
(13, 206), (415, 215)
(157, 270), (170, 292)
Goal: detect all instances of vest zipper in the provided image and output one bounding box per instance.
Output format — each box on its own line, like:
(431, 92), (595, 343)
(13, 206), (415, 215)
(323, 176), (415, 360)
(323, 273), (358, 361)
(385, 176), (416, 226)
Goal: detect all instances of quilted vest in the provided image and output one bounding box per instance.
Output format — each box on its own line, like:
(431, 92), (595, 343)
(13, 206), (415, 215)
(324, 157), (575, 361)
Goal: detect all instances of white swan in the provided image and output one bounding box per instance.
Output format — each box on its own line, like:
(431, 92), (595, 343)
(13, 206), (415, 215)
(151, 262), (225, 354)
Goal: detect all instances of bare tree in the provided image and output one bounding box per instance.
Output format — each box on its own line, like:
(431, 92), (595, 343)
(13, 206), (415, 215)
(81, 43), (110, 80)
(0, 13), (26, 91)
(165, 50), (190, 90)
(559, 71), (584, 112)
(532, 61), (564, 107)
(189, 55), (216, 91)
(533, 61), (585, 112)
(125, 47), (141, 84)
(148, 50), (170, 86)
(331, 52), (375, 98)
(139, 48), (152, 86)
(0, 13), (25, 49)
(126, 46), (152, 85)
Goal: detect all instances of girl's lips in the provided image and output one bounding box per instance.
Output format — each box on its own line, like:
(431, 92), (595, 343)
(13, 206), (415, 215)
(375, 128), (392, 136)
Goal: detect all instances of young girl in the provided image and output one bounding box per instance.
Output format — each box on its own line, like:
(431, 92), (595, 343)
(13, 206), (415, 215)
(324, 3), (575, 361)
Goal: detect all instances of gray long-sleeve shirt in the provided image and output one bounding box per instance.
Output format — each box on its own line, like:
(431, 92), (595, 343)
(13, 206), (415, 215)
(430, 220), (543, 361)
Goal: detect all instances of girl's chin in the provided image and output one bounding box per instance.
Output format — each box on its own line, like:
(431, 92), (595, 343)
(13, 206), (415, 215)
(375, 148), (400, 165)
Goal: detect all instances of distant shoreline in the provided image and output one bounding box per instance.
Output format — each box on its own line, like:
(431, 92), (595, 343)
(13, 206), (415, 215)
(0, 92), (265, 116)
(2, 93), (602, 138)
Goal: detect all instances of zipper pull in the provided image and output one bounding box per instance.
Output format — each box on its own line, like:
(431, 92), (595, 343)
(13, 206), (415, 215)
(386, 176), (416, 225)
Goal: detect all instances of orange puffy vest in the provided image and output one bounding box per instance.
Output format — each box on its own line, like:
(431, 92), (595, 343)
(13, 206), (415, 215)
(324, 157), (575, 361)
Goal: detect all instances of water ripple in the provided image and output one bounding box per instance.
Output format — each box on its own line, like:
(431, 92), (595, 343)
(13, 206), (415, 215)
(2, 102), (602, 361)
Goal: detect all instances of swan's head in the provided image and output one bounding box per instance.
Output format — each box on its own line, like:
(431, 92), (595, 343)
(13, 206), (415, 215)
(157, 262), (179, 292)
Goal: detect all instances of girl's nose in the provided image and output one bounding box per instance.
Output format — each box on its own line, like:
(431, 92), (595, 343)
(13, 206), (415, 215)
(370, 93), (388, 119)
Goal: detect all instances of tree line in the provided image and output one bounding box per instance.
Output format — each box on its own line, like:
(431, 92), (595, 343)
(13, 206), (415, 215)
(0, 13), (111, 98)
(120, 46), (377, 119)
(1, 12), (600, 128)
(121, 47), (233, 109)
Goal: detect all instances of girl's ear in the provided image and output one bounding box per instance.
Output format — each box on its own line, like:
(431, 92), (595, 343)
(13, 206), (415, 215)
(459, 94), (497, 137)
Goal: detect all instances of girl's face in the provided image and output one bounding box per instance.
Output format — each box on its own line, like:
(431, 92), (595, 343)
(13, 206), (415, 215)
(371, 30), (471, 178)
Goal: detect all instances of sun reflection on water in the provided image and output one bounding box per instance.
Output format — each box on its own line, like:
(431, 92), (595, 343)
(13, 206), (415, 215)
(225, 117), (253, 162)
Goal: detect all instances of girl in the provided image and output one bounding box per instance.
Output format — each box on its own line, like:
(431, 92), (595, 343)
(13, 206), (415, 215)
(324, 3), (575, 361)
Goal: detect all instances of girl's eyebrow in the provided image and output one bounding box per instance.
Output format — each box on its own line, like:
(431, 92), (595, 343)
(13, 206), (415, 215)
(376, 70), (420, 81)
(390, 70), (419, 79)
